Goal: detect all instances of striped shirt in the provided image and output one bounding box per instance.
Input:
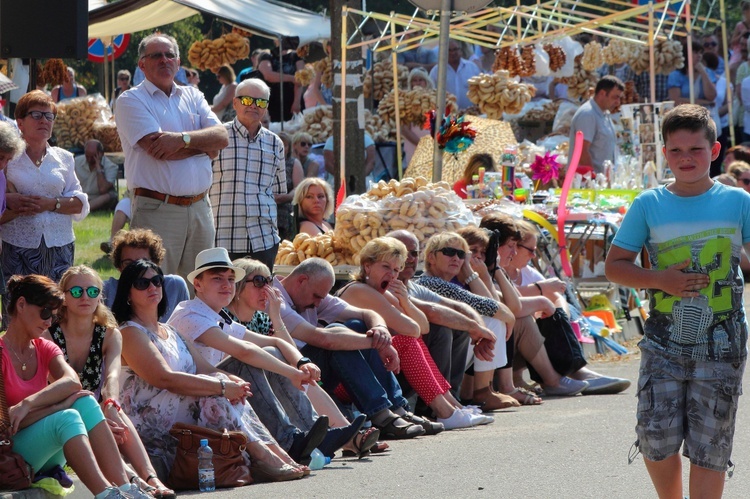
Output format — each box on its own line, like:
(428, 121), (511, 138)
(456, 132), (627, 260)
(210, 120), (286, 253)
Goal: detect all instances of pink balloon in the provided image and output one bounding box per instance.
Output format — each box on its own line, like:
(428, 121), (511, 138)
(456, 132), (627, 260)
(557, 131), (584, 278)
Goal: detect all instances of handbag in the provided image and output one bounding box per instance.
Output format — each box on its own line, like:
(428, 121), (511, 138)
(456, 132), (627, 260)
(528, 308), (587, 383)
(0, 345), (34, 491)
(168, 422), (252, 490)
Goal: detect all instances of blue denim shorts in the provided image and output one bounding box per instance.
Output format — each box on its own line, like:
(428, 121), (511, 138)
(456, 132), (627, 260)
(635, 341), (745, 472)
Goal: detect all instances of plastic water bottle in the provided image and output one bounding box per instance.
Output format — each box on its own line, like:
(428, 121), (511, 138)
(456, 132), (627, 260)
(197, 438), (215, 492)
(309, 448), (330, 470)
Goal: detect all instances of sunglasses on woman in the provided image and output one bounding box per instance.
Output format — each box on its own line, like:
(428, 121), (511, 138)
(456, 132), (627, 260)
(741, 178), (750, 186)
(437, 247), (466, 259)
(66, 286), (101, 299)
(247, 275), (273, 288)
(132, 275), (164, 291)
(39, 306), (57, 321)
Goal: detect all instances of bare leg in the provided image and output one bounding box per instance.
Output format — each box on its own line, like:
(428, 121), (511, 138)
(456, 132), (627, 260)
(110, 210), (129, 239)
(644, 454), (683, 499)
(87, 420), (129, 486)
(688, 463), (725, 499)
(460, 373), (474, 401)
(62, 435), (111, 495)
(525, 348), (563, 387)
(117, 414), (172, 493)
(306, 383), (349, 428)
(428, 393), (457, 419)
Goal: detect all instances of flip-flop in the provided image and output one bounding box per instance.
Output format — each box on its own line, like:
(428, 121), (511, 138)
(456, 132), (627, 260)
(144, 474), (176, 499)
(503, 388), (543, 405)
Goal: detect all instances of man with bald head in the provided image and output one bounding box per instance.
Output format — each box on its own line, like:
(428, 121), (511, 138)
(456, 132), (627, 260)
(116, 33), (228, 280)
(387, 230), (496, 400)
(211, 78), (286, 270)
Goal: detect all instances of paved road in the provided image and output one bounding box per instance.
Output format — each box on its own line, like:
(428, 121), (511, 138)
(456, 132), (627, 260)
(174, 353), (750, 499)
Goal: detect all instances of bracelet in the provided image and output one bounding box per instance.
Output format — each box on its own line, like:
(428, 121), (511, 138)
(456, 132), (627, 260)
(219, 379), (226, 397)
(464, 272), (479, 285)
(103, 398), (121, 412)
(534, 282), (543, 295)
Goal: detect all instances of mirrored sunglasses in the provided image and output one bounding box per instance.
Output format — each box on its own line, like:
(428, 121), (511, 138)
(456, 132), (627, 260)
(132, 274), (164, 291)
(66, 286), (101, 299)
(237, 95), (269, 109)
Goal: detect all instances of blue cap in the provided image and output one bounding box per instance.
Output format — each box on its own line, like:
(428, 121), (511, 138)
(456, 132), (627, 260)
(200, 439), (208, 446)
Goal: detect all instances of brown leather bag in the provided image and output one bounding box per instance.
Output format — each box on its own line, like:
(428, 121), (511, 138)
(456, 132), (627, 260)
(167, 422), (252, 490)
(0, 345), (34, 491)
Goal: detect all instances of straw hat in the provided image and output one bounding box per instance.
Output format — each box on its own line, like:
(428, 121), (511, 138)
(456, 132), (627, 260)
(405, 115), (517, 183)
(187, 247), (246, 283)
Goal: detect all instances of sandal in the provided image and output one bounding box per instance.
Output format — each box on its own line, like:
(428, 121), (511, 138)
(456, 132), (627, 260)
(145, 474), (176, 499)
(376, 414), (425, 440)
(402, 412), (445, 435)
(342, 427), (381, 458)
(503, 388), (543, 406)
(369, 441), (390, 453)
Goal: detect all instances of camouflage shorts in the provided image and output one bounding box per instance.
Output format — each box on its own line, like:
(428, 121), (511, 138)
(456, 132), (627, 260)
(635, 340), (745, 472)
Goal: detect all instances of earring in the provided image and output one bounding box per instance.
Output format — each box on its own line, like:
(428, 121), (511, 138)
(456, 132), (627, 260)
(127, 299), (131, 305)
(365, 275), (369, 280)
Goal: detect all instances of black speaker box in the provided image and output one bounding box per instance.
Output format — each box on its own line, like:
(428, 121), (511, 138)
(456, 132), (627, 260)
(0, 0), (88, 59)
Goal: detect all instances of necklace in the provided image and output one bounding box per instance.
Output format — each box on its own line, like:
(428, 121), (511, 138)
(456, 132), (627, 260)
(4, 339), (33, 371)
(34, 154), (45, 166)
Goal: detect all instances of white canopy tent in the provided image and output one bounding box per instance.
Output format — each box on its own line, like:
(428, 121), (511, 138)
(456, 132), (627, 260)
(88, 0), (330, 45)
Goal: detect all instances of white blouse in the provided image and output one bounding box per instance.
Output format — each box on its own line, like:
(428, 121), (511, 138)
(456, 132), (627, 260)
(0, 146), (89, 248)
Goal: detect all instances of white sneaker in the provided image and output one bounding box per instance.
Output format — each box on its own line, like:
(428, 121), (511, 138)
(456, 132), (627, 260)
(463, 410), (494, 425)
(438, 409), (477, 429)
(462, 405), (483, 415)
(122, 483), (151, 499)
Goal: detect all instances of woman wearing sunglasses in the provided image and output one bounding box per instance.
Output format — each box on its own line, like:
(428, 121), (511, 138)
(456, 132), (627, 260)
(0, 90), (89, 325)
(415, 232), (523, 411)
(44, 265), (175, 498)
(224, 257), (385, 458)
(293, 177), (334, 237)
(291, 132), (321, 179)
(113, 259), (306, 483)
(1, 274), (151, 499)
(337, 237), (492, 429)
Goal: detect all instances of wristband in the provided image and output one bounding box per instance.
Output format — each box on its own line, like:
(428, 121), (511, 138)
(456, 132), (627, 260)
(103, 398), (121, 412)
(296, 357), (312, 369)
(464, 272), (479, 285)
(534, 282), (543, 295)
(220, 379), (226, 397)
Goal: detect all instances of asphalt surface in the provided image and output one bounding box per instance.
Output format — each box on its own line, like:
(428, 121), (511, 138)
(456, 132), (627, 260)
(173, 351), (750, 499)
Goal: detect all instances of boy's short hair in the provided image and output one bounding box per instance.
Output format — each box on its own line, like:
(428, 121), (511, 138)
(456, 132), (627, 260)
(727, 160), (750, 179)
(595, 75), (625, 94)
(661, 104), (717, 145)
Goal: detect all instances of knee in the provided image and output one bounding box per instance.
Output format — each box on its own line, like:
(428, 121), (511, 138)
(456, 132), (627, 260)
(262, 346), (285, 362)
(71, 394), (106, 431)
(342, 319), (367, 333)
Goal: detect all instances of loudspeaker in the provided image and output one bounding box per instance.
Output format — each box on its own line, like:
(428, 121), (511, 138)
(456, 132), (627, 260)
(0, 0), (87, 59)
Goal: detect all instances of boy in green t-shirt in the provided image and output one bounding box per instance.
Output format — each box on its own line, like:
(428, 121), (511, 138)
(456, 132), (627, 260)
(606, 104), (750, 498)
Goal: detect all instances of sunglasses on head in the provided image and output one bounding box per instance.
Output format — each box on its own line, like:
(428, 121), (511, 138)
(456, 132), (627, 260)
(437, 247), (466, 259)
(132, 274), (164, 291)
(236, 95), (269, 109)
(66, 286), (101, 299)
(247, 275), (273, 288)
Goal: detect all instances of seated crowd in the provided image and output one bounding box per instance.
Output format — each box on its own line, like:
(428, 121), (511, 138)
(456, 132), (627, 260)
(1, 217), (630, 497)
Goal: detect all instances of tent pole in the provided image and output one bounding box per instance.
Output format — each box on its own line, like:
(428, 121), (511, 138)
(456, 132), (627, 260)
(432, 0), (452, 182)
(648, 3), (656, 104)
(390, 12), (403, 180)
(719, 0), (734, 147)
(279, 35), (284, 130)
(340, 7), (348, 193)
(686, 0), (695, 104)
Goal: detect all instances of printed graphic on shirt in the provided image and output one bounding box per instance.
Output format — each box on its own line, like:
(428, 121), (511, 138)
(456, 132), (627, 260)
(646, 228), (746, 361)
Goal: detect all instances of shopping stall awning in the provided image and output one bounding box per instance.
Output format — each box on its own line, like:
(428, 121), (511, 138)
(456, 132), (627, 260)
(88, 0), (330, 45)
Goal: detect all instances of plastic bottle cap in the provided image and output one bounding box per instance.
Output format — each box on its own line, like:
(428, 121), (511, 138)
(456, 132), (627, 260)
(200, 439), (208, 446)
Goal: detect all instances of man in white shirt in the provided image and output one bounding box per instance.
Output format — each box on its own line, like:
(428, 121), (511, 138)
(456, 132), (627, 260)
(116, 33), (229, 280)
(429, 40), (482, 111)
(74, 140), (118, 211)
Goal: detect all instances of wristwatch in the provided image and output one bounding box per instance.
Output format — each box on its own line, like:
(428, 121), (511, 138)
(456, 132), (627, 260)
(296, 357), (312, 369)
(181, 132), (191, 148)
(53, 197), (61, 212)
